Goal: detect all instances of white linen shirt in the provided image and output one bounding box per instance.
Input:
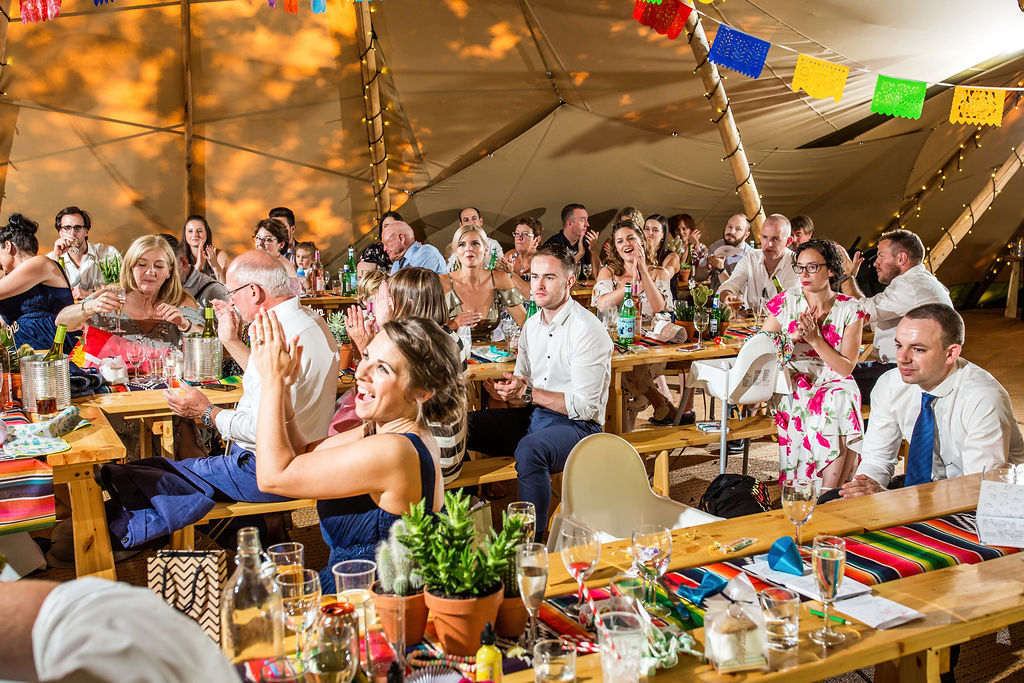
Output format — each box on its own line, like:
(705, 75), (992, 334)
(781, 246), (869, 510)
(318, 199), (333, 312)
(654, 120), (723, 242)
(214, 297), (340, 451)
(47, 241), (121, 292)
(717, 248), (799, 312)
(856, 359), (1024, 488)
(514, 298), (613, 424)
(860, 264), (953, 363)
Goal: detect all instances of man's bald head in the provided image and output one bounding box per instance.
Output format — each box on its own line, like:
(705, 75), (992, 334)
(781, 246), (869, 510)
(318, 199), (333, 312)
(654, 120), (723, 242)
(225, 250), (292, 321)
(760, 214), (793, 259)
(382, 221), (415, 260)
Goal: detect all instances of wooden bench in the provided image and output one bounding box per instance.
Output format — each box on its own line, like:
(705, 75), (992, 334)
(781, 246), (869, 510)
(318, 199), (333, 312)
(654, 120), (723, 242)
(169, 456), (520, 550)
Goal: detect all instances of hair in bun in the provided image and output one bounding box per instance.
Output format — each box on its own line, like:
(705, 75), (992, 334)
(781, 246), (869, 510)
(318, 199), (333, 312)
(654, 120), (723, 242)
(0, 213), (40, 255)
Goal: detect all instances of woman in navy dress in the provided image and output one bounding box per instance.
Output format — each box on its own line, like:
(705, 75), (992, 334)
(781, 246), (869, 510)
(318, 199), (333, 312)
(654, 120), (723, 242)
(0, 213), (78, 353)
(251, 313), (466, 587)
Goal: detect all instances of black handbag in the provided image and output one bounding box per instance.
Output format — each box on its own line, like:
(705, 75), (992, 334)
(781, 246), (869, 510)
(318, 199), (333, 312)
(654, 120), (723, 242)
(699, 474), (773, 518)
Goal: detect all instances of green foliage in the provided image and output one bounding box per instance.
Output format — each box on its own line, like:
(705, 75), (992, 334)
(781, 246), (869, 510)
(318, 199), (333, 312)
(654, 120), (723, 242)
(375, 519), (423, 596)
(398, 490), (525, 599)
(325, 312), (350, 345)
(674, 302), (695, 322)
(98, 253), (122, 285)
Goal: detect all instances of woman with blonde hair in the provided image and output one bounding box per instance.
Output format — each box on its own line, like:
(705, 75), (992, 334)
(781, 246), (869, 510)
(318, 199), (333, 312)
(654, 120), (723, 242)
(57, 234), (202, 346)
(442, 225), (526, 343)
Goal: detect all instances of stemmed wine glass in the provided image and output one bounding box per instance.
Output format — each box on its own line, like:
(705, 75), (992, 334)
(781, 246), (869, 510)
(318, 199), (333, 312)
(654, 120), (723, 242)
(693, 310), (710, 350)
(146, 345), (165, 384)
(276, 568), (322, 662)
(809, 535), (847, 647)
(631, 524), (672, 617)
(109, 285), (127, 334)
(516, 542), (548, 650)
(781, 479), (818, 550)
(582, 264), (593, 282)
(507, 501), (536, 543)
(126, 342), (145, 382)
(559, 523), (601, 617)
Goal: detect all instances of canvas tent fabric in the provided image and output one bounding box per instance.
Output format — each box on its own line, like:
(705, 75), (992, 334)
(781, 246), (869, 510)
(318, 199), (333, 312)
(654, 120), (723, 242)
(0, 0), (1023, 288)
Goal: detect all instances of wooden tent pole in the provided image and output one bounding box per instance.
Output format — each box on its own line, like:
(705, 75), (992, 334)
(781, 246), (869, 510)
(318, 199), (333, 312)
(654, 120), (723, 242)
(0, 0), (16, 214)
(354, 1), (390, 221)
(180, 0), (204, 215)
(927, 140), (1024, 271)
(683, 8), (765, 234)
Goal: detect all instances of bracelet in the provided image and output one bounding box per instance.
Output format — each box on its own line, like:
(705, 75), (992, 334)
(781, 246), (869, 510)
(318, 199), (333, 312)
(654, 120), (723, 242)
(80, 301), (89, 317)
(178, 320), (190, 333)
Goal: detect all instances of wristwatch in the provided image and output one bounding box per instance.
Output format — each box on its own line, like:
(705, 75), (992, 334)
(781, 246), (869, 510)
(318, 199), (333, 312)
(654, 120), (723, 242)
(521, 382), (534, 405)
(201, 405), (215, 427)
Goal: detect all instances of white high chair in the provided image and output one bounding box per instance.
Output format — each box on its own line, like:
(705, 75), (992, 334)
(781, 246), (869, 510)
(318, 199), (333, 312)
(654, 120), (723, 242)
(555, 432), (720, 543)
(686, 333), (791, 474)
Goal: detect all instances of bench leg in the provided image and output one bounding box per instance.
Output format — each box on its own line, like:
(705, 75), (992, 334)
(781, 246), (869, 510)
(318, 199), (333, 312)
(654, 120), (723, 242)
(652, 451), (670, 497)
(719, 401), (730, 474)
(68, 476), (116, 581)
(156, 418), (175, 459)
(139, 418), (153, 459)
(170, 525), (196, 551)
(742, 438), (750, 476)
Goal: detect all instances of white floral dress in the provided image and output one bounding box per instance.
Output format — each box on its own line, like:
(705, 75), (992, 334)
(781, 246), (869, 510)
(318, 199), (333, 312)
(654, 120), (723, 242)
(766, 289), (869, 483)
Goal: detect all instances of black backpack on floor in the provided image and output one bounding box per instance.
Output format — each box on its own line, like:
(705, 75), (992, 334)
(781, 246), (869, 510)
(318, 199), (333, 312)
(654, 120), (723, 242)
(699, 474), (773, 518)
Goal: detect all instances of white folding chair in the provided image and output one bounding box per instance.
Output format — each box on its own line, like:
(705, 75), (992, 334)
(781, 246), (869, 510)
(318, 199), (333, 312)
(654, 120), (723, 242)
(557, 432), (720, 543)
(687, 333), (791, 474)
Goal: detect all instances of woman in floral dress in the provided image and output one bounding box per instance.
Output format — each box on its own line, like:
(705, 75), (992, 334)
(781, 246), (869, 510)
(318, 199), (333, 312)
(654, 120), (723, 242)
(763, 239), (868, 489)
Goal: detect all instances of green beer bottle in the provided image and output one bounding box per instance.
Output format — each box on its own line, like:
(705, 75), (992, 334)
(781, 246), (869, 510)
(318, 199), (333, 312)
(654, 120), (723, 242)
(525, 294), (538, 319)
(617, 283), (635, 346)
(200, 305), (217, 337)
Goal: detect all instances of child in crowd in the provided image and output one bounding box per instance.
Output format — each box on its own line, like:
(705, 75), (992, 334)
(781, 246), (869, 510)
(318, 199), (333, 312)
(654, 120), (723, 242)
(293, 241), (316, 271)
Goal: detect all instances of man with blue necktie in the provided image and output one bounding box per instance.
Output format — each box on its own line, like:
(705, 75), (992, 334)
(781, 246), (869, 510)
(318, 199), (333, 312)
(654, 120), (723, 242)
(837, 303), (1024, 499)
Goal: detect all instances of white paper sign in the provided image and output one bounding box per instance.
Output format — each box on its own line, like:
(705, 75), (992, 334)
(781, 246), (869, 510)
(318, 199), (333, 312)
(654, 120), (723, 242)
(832, 594), (924, 630)
(976, 480), (1024, 548)
(741, 560), (872, 602)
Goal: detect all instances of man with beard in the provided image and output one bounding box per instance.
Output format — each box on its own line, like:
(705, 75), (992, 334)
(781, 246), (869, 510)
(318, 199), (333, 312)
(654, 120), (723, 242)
(841, 229), (952, 400)
(695, 213), (753, 290)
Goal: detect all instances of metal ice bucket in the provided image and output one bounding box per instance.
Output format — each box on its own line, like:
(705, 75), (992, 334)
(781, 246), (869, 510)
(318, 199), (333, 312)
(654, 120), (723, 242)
(20, 354), (71, 414)
(183, 335), (223, 383)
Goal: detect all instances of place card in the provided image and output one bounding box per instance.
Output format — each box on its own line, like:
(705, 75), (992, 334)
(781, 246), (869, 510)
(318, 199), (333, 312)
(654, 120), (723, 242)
(831, 593), (924, 630)
(976, 480), (1024, 548)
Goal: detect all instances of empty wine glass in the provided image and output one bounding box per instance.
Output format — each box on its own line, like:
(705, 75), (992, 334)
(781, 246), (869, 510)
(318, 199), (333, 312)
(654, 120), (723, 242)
(126, 342), (145, 382)
(516, 542), (548, 650)
(276, 568), (322, 661)
(109, 285), (127, 334)
(809, 535), (846, 647)
(507, 501), (536, 543)
(146, 345), (165, 384)
(582, 263), (593, 282)
(559, 523), (601, 617)
(781, 479), (818, 550)
(631, 524), (672, 617)
(693, 310), (710, 350)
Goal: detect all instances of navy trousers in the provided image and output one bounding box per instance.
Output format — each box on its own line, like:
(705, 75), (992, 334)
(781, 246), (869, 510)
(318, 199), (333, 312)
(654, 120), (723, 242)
(466, 406), (601, 540)
(101, 444), (289, 550)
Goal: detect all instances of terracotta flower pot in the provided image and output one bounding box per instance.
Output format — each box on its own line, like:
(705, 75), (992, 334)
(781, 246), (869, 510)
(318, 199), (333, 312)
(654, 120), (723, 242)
(679, 321), (695, 342)
(423, 583), (504, 656)
(720, 321), (730, 337)
(495, 595), (528, 639)
(678, 267), (692, 285)
(338, 343), (354, 371)
(372, 582), (428, 646)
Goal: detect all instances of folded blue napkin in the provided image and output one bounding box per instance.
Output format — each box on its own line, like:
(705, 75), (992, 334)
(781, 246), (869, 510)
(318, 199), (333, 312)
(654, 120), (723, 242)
(675, 571), (727, 606)
(767, 536), (804, 576)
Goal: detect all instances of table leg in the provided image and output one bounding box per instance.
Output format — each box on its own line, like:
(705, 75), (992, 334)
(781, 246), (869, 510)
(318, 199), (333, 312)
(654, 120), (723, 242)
(157, 418), (174, 459)
(67, 475), (116, 581)
(606, 370), (624, 435)
(875, 648), (943, 683)
(139, 418), (153, 459)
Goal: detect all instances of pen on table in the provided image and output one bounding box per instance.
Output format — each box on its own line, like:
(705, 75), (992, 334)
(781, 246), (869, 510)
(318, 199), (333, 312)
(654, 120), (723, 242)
(808, 608), (853, 625)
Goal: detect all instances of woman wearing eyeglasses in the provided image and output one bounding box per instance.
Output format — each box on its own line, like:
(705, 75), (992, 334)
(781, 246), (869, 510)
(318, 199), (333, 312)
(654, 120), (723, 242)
(253, 218), (297, 277)
(497, 217), (542, 299)
(761, 239), (867, 490)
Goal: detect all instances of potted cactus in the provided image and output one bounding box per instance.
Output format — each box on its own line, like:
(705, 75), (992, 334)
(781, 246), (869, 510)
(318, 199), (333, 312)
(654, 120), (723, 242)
(325, 312), (353, 370)
(372, 519), (429, 646)
(398, 490), (524, 655)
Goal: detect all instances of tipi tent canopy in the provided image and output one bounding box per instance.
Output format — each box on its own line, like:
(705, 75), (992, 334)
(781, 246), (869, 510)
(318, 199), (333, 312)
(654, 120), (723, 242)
(2, 0), (1024, 289)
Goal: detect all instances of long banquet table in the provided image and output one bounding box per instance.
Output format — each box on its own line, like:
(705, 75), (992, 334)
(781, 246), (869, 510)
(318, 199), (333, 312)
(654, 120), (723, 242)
(507, 475), (1006, 682)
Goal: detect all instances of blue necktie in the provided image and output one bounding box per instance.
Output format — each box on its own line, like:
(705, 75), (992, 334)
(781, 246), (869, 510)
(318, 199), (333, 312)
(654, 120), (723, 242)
(904, 393), (937, 486)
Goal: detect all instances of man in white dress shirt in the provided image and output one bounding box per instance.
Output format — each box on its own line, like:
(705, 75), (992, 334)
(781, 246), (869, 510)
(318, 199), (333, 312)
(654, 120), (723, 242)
(466, 245), (613, 538)
(835, 304), (1023, 500)
(100, 251), (340, 548)
(47, 206), (121, 299)
(841, 229), (953, 401)
(718, 214), (800, 313)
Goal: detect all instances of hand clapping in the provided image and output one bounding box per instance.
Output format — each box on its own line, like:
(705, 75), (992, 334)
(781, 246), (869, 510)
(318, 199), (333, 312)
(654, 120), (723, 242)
(251, 310), (303, 388)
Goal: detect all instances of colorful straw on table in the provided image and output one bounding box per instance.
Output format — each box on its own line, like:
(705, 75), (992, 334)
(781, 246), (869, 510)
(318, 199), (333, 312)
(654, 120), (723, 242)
(572, 566), (619, 660)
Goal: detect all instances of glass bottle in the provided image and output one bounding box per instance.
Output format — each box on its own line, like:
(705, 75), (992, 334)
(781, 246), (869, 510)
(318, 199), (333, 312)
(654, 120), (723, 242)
(0, 339), (11, 408)
(709, 295), (720, 337)
(525, 294), (538, 319)
(42, 324), (67, 361)
(617, 284), (635, 346)
(313, 250), (326, 296)
(200, 305), (217, 338)
(221, 527), (285, 670)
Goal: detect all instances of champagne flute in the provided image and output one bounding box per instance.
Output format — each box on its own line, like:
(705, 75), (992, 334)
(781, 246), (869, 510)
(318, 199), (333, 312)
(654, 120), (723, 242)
(516, 542), (548, 650)
(693, 310), (710, 350)
(559, 523), (600, 617)
(507, 501), (536, 543)
(276, 568), (322, 661)
(126, 342), (145, 382)
(630, 524), (672, 617)
(781, 479), (818, 550)
(109, 285), (127, 334)
(809, 535), (846, 647)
